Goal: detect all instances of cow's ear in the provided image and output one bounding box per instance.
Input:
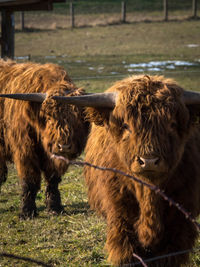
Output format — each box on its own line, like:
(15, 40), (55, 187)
(85, 107), (112, 126)
(186, 104), (200, 125)
(24, 102), (41, 123)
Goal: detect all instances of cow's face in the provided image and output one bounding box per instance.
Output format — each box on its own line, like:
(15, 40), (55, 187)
(111, 78), (196, 184)
(87, 76), (197, 184)
(22, 85), (88, 175)
(37, 97), (88, 172)
(110, 100), (191, 184)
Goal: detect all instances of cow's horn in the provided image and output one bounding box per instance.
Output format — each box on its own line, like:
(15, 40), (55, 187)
(183, 90), (200, 105)
(52, 92), (117, 108)
(0, 93), (46, 102)
(0, 92), (117, 108)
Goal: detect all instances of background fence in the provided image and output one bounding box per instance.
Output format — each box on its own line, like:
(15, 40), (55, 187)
(13, 0), (199, 30)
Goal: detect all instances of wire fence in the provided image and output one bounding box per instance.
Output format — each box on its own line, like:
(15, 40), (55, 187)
(1, 159), (200, 266)
(70, 160), (200, 231)
(61, 160), (200, 266)
(1, 247), (200, 267)
(13, 0), (199, 30)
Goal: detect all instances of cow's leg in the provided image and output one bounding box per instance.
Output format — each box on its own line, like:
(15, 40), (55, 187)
(44, 172), (63, 214)
(20, 177), (41, 219)
(0, 145), (7, 188)
(14, 155), (41, 219)
(0, 163), (7, 188)
(105, 212), (139, 266)
(150, 211), (198, 267)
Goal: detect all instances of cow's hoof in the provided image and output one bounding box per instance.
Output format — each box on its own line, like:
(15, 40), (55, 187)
(46, 204), (64, 215)
(0, 172), (7, 187)
(19, 207), (38, 219)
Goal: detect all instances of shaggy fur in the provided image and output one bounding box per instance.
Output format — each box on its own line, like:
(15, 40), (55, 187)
(84, 75), (200, 266)
(0, 59), (88, 218)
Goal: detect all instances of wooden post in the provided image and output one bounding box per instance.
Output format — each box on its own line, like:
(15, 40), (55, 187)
(1, 10), (15, 59)
(21, 11), (25, 31)
(163, 0), (168, 21)
(192, 0), (197, 18)
(70, 2), (75, 28)
(121, 1), (126, 23)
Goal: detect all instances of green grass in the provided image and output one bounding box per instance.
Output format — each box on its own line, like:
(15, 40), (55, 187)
(0, 165), (107, 266)
(1, 12), (200, 267)
(1, 165), (200, 266)
(15, 20), (200, 59)
(15, 20), (200, 92)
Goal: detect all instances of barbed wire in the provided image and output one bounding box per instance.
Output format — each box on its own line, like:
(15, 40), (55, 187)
(132, 253), (148, 267)
(68, 160), (200, 266)
(122, 247), (200, 266)
(1, 159), (200, 267)
(1, 246), (199, 267)
(69, 160), (200, 231)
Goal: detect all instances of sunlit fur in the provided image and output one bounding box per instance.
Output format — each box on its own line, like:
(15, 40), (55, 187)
(0, 59), (88, 218)
(84, 75), (200, 266)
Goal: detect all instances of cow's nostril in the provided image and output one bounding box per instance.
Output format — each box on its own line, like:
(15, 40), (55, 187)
(138, 157), (145, 166)
(138, 156), (160, 169)
(57, 144), (63, 151)
(65, 144), (72, 151)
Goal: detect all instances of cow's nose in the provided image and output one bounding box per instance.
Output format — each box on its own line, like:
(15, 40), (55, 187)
(57, 143), (72, 153)
(57, 143), (63, 151)
(138, 156), (160, 171)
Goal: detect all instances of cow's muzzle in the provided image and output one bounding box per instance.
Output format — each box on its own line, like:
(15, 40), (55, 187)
(131, 154), (168, 182)
(137, 156), (160, 172)
(51, 143), (79, 160)
(133, 153), (168, 175)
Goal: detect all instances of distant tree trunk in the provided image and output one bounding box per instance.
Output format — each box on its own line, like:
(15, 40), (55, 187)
(163, 0), (168, 21)
(70, 2), (75, 28)
(21, 11), (25, 31)
(1, 10), (15, 59)
(121, 1), (126, 23)
(192, 0), (197, 18)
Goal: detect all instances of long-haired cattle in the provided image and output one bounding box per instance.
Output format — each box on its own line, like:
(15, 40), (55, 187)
(0, 59), (88, 218)
(83, 75), (200, 266)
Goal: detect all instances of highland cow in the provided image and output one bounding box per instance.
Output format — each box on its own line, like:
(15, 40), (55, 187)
(83, 75), (200, 266)
(0, 59), (89, 219)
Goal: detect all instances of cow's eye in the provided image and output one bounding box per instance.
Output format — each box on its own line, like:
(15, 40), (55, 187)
(171, 122), (177, 130)
(123, 123), (131, 133)
(46, 117), (52, 125)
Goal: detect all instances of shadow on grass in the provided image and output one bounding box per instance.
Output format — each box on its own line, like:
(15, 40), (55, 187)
(0, 202), (90, 217)
(0, 199), (8, 203)
(63, 201), (90, 215)
(37, 201), (90, 216)
(0, 208), (10, 214)
(0, 252), (52, 267)
(15, 28), (55, 33)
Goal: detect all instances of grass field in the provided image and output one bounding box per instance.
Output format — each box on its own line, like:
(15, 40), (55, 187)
(0, 9), (200, 267)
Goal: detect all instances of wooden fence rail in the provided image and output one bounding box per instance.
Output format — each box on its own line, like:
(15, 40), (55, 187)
(68, 0), (198, 28)
(18, 0), (198, 30)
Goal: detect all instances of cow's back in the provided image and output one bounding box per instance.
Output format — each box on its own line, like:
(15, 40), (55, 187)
(0, 60), (72, 160)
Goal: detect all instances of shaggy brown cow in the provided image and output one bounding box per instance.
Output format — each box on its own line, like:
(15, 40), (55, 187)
(0, 59), (89, 218)
(83, 75), (200, 266)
